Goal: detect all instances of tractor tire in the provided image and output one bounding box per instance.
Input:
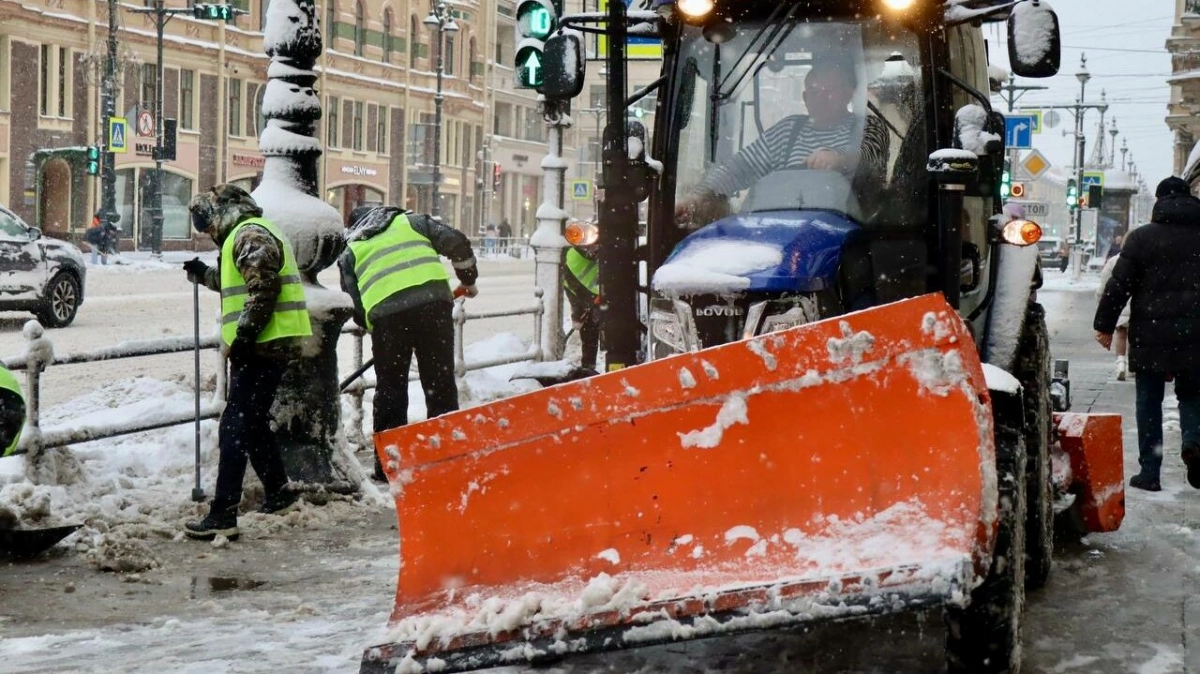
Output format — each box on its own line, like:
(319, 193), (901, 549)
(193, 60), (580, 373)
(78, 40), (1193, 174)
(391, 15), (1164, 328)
(34, 271), (81, 328)
(1017, 301), (1054, 590)
(945, 388), (1027, 674)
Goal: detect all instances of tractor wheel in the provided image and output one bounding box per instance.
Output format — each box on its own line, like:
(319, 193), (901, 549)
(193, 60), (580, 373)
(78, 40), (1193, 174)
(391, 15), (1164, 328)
(945, 388), (1027, 674)
(1017, 301), (1054, 590)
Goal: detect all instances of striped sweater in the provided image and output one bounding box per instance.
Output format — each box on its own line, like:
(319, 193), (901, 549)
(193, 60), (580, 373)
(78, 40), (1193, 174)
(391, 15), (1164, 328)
(701, 114), (889, 197)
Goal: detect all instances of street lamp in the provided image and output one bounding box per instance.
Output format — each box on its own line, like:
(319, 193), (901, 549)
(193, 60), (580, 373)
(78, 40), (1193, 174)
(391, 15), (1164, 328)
(424, 1), (458, 220)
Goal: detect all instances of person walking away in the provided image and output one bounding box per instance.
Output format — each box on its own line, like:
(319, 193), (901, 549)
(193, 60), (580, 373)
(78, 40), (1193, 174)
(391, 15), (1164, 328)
(498, 219), (513, 255)
(0, 363), (25, 458)
(563, 242), (601, 373)
(1097, 253), (1131, 381)
(1095, 176), (1200, 492)
(338, 206), (478, 481)
(181, 184), (311, 539)
(483, 222), (498, 255)
(84, 213), (107, 266)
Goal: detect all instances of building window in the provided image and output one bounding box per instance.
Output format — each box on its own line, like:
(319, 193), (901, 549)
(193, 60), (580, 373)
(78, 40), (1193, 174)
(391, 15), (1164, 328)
(468, 37), (477, 84)
(376, 106), (388, 154)
(228, 78), (243, 137)
(383, 9), (393, 64)
(410, 15), (420, 64)
(39, 45), (51, 116)
(444, 35), (455, 76)
(180, 69), (195, 129)
(328, 95), (340, 147)
(326, 0), (337, 49)
(352, 100), (364, 150)
(259, 0), (270, 31)
(354, 1), (366, 57)
(141, 63), (157, 111)
(57, 47), (68, 117)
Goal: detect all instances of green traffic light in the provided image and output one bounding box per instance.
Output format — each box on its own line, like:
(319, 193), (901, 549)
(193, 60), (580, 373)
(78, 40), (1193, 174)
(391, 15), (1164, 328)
(518, 2), (555, 40)
(517, 48), (544, 88)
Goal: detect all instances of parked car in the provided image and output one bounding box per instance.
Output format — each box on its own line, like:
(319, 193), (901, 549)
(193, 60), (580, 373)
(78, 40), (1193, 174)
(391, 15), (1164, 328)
(1037, 236), (1069, 272)
(0, 205), (86, 327)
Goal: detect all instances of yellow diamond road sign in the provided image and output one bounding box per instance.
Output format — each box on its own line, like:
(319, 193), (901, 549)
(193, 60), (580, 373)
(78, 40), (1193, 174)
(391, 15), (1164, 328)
(1021, 149), (1050, 181)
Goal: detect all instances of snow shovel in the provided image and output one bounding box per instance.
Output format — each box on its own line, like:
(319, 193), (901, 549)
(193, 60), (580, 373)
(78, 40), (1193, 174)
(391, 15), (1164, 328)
(0, 524), (82, 558)
(363, 294), (998, 672)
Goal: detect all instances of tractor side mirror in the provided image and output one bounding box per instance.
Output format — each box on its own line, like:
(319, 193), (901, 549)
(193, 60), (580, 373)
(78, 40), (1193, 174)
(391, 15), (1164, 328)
(542, 32), (585, 100)
(1007, 0), (1061, 78)
(627, 120), (648, 163)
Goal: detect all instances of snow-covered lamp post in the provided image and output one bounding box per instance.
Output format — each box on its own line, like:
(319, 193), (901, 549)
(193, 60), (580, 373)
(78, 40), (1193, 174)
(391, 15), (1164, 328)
(253, 0), (357, 492)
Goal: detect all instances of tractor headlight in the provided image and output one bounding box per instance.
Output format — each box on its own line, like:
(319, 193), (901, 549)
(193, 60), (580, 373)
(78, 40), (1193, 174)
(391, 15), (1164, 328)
(1001, 219), (1043, 246)
(677, 0), (715, 22)
(881, 0), (917, 11)
(650, 299), (700, 357)
(742, 296), (821, 340)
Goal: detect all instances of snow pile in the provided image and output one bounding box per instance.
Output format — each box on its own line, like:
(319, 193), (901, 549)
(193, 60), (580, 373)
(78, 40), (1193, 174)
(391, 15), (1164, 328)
(986, 243), (1039, 371)
(953, 105), (1000, 156)
(677, 393), (749, 449)
(652, 240), (783, 296)
(1009, 0), (1058, 71)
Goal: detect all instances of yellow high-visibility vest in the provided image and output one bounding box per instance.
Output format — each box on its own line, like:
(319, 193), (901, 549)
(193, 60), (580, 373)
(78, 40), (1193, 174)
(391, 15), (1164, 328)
(347, 213), (450, 331)
(219, 217), (312, 345)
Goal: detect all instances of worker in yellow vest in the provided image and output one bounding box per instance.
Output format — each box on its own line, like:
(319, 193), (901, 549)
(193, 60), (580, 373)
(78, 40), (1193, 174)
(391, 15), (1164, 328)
(0, 363), (25, 457)
(181, 184), (312, 541)
(564, 243), (601, 373)
(338, 206), (478, 481)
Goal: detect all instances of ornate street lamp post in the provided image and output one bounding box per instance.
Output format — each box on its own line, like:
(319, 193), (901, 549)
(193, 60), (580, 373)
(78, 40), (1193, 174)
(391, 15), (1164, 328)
(424, 1), (458, 220)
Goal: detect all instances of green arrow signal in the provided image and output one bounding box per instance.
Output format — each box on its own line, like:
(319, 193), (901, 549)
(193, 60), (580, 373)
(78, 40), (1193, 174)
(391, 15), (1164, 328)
(519, 50), (543, 87)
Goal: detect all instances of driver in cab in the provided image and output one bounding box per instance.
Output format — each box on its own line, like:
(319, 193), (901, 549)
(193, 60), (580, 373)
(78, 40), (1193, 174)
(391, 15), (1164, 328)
(677, 60), (889, 227)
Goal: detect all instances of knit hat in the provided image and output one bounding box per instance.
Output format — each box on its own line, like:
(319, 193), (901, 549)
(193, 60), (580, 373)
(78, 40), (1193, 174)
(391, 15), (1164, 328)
(1156, 176), (1190, 198)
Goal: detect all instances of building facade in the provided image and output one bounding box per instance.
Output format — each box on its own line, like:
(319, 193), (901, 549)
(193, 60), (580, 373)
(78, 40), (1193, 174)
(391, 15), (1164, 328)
(1168, 0), (1200, 175)
(0, 0), (592, 249)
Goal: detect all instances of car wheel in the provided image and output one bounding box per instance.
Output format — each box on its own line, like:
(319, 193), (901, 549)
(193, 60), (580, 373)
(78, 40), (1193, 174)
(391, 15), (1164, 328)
(35, 272), (81, 328)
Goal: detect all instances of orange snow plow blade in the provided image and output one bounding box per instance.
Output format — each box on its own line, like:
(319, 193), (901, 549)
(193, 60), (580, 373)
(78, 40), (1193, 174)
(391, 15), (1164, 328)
(362, 294), (997, 673)
(1053, 413), (1125, 532)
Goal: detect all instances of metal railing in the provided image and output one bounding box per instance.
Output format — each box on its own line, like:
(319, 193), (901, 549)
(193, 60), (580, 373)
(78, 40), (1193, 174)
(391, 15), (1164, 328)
(4, 290), (544, 455)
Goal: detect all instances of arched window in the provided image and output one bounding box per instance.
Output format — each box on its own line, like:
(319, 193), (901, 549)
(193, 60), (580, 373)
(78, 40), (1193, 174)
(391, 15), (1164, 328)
(410, 15), (420, 65)
(325, 0), (336, 48)
(354, 0), (366, 57)
(383, 9), (393, 64)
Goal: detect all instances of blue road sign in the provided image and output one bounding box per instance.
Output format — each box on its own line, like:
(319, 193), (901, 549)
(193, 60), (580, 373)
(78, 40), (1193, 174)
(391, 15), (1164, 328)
(571, 179), (592, 201)
(1082, 171), (1105, 188)
(1005, 115), (1035, 150)
(108, 117), (128, 154)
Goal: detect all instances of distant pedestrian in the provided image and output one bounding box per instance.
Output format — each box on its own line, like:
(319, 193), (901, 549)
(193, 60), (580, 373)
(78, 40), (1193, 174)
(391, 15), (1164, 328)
(103, 221), (121, 258)
(1096, 254), (1130, 381)
(498, 219), (513, 254)
(338, 206), (478, 481)
(1106, 233), (1124, 260)
(1094, 176), (1200, 493)
(484, 222), (498, 255)
(182, 184), (310, 540)
(84, 213), (108, 266)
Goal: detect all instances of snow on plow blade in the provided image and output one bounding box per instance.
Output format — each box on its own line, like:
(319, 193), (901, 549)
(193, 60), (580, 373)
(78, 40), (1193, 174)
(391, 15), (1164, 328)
(362, 294), (997, 673)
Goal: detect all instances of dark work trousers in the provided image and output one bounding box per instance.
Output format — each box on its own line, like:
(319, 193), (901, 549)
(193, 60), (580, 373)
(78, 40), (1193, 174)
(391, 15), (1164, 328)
(213, 356), (288, 511)
(371, 300), (459, 435)
(1134, 369), (1200, 479)
(579, 306), (601, 371)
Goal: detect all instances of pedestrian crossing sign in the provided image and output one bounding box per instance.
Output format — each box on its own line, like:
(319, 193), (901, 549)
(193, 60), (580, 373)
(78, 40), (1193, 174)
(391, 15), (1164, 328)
(571, 179), (592, 201)
(108, 117), (128, 154)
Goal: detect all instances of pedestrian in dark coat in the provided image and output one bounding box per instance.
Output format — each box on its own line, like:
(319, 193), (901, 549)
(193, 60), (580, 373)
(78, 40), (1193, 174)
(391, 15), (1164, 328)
(1094, 176), (1200, 492)
(182, 184), (311, 539)
(338, 206), (478, 480)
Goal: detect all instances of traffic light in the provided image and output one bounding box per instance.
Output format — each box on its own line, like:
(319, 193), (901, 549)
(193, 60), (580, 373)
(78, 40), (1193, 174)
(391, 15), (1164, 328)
(514, 0), (558, 90)
(1065, 178), (1078, 208)
(193, 3), (236, 22)
(1010, 182), (1025, 199)
(161, 118), (177, 161)
(1000, 158), (1012, 199)
(1088, 184), (1103, 209)
(86, 145), (100, 176)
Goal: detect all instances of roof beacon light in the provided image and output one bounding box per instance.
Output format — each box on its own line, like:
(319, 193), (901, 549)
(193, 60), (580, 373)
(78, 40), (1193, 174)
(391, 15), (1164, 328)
(1002, 219), (1043, 247)
(677, 0), (715, 21)
(882, 0), (917, 11)
(565, 221), (600, 246)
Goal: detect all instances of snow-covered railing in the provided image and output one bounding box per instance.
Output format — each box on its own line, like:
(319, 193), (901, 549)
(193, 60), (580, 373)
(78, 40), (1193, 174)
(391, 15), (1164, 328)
(4, 289), (545, 454)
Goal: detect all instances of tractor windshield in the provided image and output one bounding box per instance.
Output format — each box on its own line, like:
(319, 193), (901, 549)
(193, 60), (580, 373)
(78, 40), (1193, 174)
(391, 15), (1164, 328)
(671, 14), (929, 230)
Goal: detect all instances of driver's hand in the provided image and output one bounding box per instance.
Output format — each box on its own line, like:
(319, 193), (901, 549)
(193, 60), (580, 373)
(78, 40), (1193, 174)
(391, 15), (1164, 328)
(806, 149), (844, 171)
(675, 192), (729, 228)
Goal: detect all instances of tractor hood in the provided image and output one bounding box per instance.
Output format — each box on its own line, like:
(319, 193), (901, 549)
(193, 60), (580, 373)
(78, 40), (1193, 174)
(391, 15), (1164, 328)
(651, 211), (860, 297)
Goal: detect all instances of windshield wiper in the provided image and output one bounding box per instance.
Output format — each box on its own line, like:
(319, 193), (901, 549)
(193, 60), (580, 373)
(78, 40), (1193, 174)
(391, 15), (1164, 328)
(714, 3), (802, 103)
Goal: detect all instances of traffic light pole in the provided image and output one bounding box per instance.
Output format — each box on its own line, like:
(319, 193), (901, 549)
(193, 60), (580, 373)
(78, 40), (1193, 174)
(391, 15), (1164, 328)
(131, 3), (240, 254)
(100, 0), (119, 230)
